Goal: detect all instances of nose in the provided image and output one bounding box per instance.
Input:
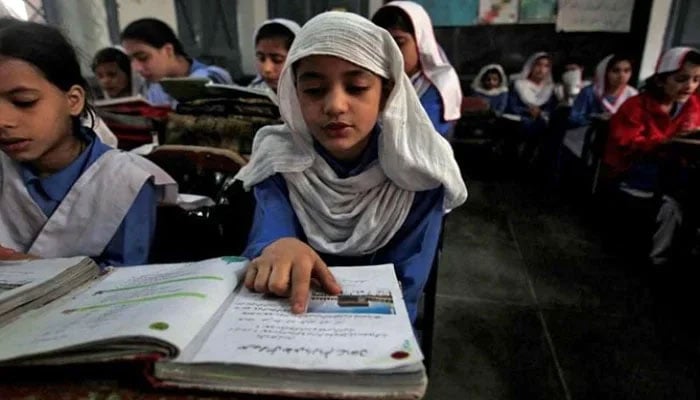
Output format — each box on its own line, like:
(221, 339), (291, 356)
(0, 101), (18, 129)
(323, 85), (349, 116)
(131, 59), (145, 75)
(261, 59), (275, 75)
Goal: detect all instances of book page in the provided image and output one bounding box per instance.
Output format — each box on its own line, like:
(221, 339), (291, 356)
(0, 257), (247, 362)
(188, 264), (423, 371)
(0, 257), (89, 301)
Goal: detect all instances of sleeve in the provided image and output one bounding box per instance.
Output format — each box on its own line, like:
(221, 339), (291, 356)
(420, 85), (452, 137)
(506, 85), (530, 117)
(383, 188), (444, 323)
(98, 181), (157, 267)
(609, 99), (666, 155)
(492, 92), (509, 113)
(241, 174), (305, 259)
(568, 86), (595, 128)
(190, 66), (233, 85)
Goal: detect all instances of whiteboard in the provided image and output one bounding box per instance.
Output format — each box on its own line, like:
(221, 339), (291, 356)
(556, 0), (635, 32)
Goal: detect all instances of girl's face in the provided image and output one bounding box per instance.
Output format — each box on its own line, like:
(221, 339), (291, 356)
(255, 37), (289, 92)
(295, 55), (386, 161)
(387, 28), (420, 76)
(606, 60), (632, 90)
(482, 72), (501, 90)
(662, 62), (700, 103)
(0, 58), (84, 167)
(122, 39), (173, 82)
(529, 57), (551, 83)
(94, 61), (130, 98)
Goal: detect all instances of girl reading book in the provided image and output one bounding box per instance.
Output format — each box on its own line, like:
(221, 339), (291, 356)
(0, 18), (176, 266)
(249, 18), (300, 94)
(120, 18), (233, 106)
(236, 11), (468, 322)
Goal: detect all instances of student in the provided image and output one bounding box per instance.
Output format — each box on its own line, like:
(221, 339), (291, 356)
(470, 63), (509, 113)
(603, 47), (700, 267)
(235, 12), (468, 322)
(554, 62), (590, 107)
(372, 1), (462, 137)
(508, 52), (557, 132)
(121, 18), (233, 106)
(0, 18), (177, 266)
(91, 46), (144, 100)
(249, 18), (300, 94)
(568, 54), (637, 128)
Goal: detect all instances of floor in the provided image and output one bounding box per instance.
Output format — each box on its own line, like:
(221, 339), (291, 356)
(425, 152), (700, 399)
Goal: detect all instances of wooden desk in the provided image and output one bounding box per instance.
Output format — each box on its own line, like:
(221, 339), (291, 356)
(0, 362), (287, 399)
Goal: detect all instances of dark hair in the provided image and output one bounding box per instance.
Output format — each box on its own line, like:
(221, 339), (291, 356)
(371, 6), (415, 34)
(644, 50), (700, 100)
(91, 47), (132, 81)
(0, 17), (93, 128)
(605, 54), (634, 74)
(481, 68), (502, 86)
(121, 18), (187, 57)
(255, 23), (296, 50)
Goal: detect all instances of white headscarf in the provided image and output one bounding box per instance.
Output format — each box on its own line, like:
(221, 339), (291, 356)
(249, 18), (301, 91)
(376, 1), (462, 122)
(655, 46), (698, 74)
(593, 54), (638, 114)
(471, 63), (508, 96)
(513, 51), (555, 107)
(235, 11), (467, 256)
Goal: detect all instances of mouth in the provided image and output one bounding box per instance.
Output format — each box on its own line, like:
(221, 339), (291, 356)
(322, 122), (353, 137)
(0, 138), (31, 153)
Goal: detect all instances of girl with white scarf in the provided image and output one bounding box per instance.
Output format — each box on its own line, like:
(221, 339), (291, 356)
(568, 54), (637, 128)
(236, 11), (467, 322)
(372, 1), (462, 137)
(471, 63), (509, 113)
(507, 52), (557, 134)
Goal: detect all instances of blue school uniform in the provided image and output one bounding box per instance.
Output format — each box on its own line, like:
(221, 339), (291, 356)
(568, 85), (609, 128)
(242, 127), (444, 322)
(506, 85), (557, 137)
(420, 84), (452, 137)
(145, 59), (233, 106)
(474, 92), (509, 113)
(19, 128), (157, 266)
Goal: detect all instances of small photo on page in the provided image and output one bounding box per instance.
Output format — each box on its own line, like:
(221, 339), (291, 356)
(307, 290), (396, 315)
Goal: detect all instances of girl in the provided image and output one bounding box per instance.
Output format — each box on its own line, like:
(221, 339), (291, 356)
(248, 18), (300, 94)
(568, 54), (637, 128)
(603, 47), (700, 267)
(470, 63), (509, 113)
(120, 18), (233, 106)
(507, 52), (558, 132)
(372, 1), (462, 137)
(91, 46), (144, 100)
(235, 12), (467, 322)
(0, 18), (176, 266)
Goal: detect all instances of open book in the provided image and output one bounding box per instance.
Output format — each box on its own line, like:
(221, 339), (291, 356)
(159, 77), (273, 102)
(0, 257), (426, 399)
(0, 257), (99, 326)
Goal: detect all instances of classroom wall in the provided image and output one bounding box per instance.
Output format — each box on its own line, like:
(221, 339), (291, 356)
(116, 0), (178, 32)
(638, 0), (673, 81)
(237, 0), (269, 76)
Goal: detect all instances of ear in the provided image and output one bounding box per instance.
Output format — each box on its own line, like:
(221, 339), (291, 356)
(65, 85), (85, 117)
(163, 43), (175, 58)
(379, 80), (394, 111)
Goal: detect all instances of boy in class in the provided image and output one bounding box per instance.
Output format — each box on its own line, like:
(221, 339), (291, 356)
(121, 18), (233, 106)
(372, 1), (462, 137)
(235, 11), (468, 323)
(0, 18), (176, 266)
(249, 18), (300, 94)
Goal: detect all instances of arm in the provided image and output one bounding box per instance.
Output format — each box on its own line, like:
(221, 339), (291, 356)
(98, 181), (157, 267)
(568, 87), (595, 128)
(609, 101), (666, 156)
(242, 175), (341, 313)
(419, 85), (452, 137)
(383, 188), (444, 323)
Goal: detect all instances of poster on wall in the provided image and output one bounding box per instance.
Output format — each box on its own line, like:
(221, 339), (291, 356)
(556, 0), (635, 32)
(479, 0), (519, 24)
(413, 0), (478, 26)
(519, 0), (556, 23)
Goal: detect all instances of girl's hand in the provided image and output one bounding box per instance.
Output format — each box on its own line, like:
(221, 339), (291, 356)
(528, 106), (542, 119)
(0, 245), (36, 261)
(244, 238), (342, 314)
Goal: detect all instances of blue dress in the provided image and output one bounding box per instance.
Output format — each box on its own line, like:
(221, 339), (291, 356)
(506, 84), (557, 137)
(474, 92), (509, 113)
(242, 128), (445, 322)
(20, 128), (157, 266)
(420, 84), (452, 137)
(145, 59), (233, 106)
